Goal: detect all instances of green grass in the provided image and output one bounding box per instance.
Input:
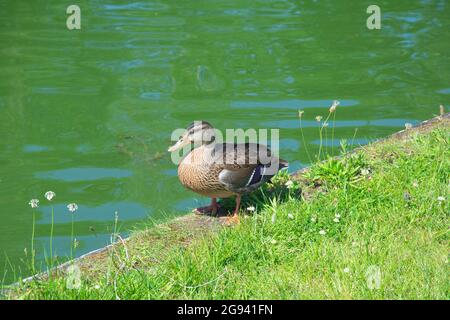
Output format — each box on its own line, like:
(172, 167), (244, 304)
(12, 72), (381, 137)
(6, 124), (450, 299)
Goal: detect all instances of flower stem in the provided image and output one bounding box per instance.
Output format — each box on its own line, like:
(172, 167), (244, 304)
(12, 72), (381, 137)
(318, 124), (323, 161)
(31, 211), (36, 273)
(351, 128), (358, 147)
(49, 206), (54, 270)
(318, 112), (333, 160)
(331, 111), (337, 155)
(299, 117), (312, 164)
(70, 214), (74, 259)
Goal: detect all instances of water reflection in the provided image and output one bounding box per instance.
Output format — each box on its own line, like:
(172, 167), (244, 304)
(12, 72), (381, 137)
(35, 168), (133, 182)
(230, 99), (359, 109)
(37, 202), (150, 224)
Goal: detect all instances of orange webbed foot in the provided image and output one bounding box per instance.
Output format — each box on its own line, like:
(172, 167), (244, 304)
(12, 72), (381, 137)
(225, 213), (240, 226)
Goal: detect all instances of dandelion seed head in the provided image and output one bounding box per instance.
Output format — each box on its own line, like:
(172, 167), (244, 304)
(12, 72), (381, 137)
(67, 203), (78, 213)
(298, 110), (304, 118)
(44, 191), (56, 201)
(29, 199), (39, 208)
(315, 115), (323, 122)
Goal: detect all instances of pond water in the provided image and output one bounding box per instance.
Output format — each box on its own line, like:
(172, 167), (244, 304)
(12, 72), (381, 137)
(0, 0), (448, 283)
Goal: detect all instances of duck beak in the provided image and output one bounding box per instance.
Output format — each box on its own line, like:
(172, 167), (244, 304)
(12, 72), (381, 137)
(168, 138), (190, 152)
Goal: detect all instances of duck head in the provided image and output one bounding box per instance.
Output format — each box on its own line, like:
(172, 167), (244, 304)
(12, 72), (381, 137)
(168, 121), (215, 152)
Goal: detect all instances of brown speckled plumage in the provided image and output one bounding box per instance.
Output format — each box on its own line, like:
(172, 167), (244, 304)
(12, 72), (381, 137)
(177, 142), (287, 198)
(178, 145), (235, 198)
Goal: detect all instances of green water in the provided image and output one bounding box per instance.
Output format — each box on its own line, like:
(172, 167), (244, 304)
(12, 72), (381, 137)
(0, 0), (449, 283)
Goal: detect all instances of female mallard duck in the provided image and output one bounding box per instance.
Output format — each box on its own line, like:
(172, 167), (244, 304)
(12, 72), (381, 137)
(168, 121), (288, 224)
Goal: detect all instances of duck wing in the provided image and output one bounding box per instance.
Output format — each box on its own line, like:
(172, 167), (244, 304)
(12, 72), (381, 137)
(212, 143), (288, 194)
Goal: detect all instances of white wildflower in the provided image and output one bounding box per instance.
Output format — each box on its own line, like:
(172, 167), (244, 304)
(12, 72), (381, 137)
(288, 213), (294, 219)
(29, 199), (39, 208)
(285, 180), (294, 189)
(94, 284), (100, 290)
(322, 122), (329, 128)
(315, 115), (322, 122)
(298, 110), (304, 118)
(437, 196), (445, 202)
(311, 216), (317, 223)
(329, 100), (340, 113)
(404, 123), (412, 130)
(246, 206), (256, 212)
(319, 229), (326, 235)
(333, 218), (340, 223)
(270, 239), (277, 245)
(343, 267), (350, 273)
(361, 168), (370, 176)
(412, 181), (419, 188)
(335, 213), (341, 219)
(44, 191), (56, 201)
(67, 203), (78, 213)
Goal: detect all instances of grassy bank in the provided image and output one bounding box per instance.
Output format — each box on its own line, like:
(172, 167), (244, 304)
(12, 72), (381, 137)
(7, 117), (450, 299)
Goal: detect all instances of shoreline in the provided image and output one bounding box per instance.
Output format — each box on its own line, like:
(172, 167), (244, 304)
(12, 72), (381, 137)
(4, 111), (449, 297)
